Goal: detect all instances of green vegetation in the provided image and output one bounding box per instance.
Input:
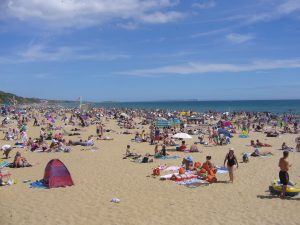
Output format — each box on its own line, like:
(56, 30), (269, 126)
(0, 90), (41, 104)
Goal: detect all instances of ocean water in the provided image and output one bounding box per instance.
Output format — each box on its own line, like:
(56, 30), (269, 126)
(87, 100), (300, 114)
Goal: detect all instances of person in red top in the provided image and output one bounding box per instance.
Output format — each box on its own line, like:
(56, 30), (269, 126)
(178, 141), (187, 151)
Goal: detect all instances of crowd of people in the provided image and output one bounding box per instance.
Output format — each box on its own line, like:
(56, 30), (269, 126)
(0, 104), (299, 198)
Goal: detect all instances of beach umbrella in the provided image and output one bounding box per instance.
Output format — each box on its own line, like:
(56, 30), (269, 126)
(120, 113), (130, 118)
(173, 133), (192, 139)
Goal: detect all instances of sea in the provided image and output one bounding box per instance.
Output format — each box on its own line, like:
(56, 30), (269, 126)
(84, 100), (300, 114)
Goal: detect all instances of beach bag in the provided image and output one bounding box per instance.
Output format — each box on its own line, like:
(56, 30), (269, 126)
(206, 175), (217, 183)
(199, 168), (207, 174)
(152, 168), (160, 176)
(179, 167), (185, 175)
(194, 162), (201, 168)
(208, 169), (216, 176)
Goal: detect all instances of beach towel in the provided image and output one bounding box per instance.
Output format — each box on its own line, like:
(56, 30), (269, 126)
(239, 135), (249, 138)
(164, 166), (180, 171)
(216, 166), (229, 174)
(160, 172), (196, 181)
(0, 161), (10, 168)
(158, 156), (180, 160)
(176, 178), (209, 188)
(29, 180), (48, 189)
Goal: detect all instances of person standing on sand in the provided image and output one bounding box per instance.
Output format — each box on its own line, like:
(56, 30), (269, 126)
(278, 151), (292, 198)
(224, 148), (238, 183)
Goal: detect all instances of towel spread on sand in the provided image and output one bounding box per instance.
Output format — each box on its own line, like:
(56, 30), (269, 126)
(29, 180), (47, 189)
(0, 161), (10, 168)
(160, 171), (194, 179)
(176, 179), (209, 188)
(158, 156), (180, 160)
(164, 166), (180, 171)
(216, 166), (229, 174)
(176, 178), (209, 185)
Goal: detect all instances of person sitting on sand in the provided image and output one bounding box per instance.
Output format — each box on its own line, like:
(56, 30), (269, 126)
(281, 142), (293, 151)
(190, 142), (200, 152)
(178, 141), (187, 151)
(12, 152), (32, 168)
(125, 145), (132, 156)
(202, 156), (216, 172)
(182, 156), (194, 171)
(160, 144), (167, 156)
(123, 145), (140, 159)
(250, 140), (256, 147)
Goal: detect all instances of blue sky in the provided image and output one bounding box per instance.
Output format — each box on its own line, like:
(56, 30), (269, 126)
(0, 0), (300, 102)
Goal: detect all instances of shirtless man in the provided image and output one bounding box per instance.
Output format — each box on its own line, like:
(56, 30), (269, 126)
(278, 151), (292, 198)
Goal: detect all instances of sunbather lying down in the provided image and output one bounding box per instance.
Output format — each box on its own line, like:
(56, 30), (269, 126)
(68, 137), (94, 146)
(97, 136), (113, 140)
(250, 140), (272, 147)
(131, 153), (154, 163)
(250, 149), (273, 157)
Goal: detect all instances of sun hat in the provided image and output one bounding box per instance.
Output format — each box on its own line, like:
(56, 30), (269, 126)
(229, 147), (235, 151)
(185, 156), (193, 161)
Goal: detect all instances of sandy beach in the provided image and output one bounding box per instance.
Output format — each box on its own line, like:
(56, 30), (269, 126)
(1, 110), (300, 225)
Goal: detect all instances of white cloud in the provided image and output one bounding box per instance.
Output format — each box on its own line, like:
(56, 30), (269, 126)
(117, 22), (139, 30)
(240, 0), (300, 24)
(0, 44), (130, 63)
(0, 0), (184, 28)
(226, 33), (254, 44)
(121, 58), (300, 76)
(193, 0), (216, 9)
(278, 0), (300, 14)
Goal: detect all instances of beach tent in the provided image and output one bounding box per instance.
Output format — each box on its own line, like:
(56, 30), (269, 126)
(120, 113), (130, 118)
(43, 159), (74, 189)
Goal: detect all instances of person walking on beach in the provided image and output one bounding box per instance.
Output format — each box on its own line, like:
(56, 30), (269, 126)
(278, 151), (292, 198)
(224, 148), (238, 183)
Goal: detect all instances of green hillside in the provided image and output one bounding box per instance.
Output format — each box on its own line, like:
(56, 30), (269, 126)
(0, 90), (41, 105)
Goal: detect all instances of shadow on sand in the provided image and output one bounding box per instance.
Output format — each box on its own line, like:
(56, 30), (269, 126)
(257, 195), (300, 201)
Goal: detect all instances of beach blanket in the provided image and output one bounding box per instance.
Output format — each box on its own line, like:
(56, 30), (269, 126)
(0, 161), (10, 168)
(158, 156), (180, 160)
(29, 180), (48, 189)
(164, 166), (180, 171)
(160, 171), (195, 180)
(239, 135), (249, 138)
(216, 166), (228, 174)
(184, 150), (199, 153)
(14, 144), (24, 148)
(244, 152), (273, 158)
(176, 178), (209, 188)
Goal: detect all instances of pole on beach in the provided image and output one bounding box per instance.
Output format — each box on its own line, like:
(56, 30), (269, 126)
(79, 97), (82, 110)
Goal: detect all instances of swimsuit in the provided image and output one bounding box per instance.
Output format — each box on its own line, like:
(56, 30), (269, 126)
(279, 171), (289, 185)
(227, 155), (236, 167)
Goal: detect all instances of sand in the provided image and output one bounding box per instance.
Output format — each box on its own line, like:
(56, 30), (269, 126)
(1, 117), (300, 225)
